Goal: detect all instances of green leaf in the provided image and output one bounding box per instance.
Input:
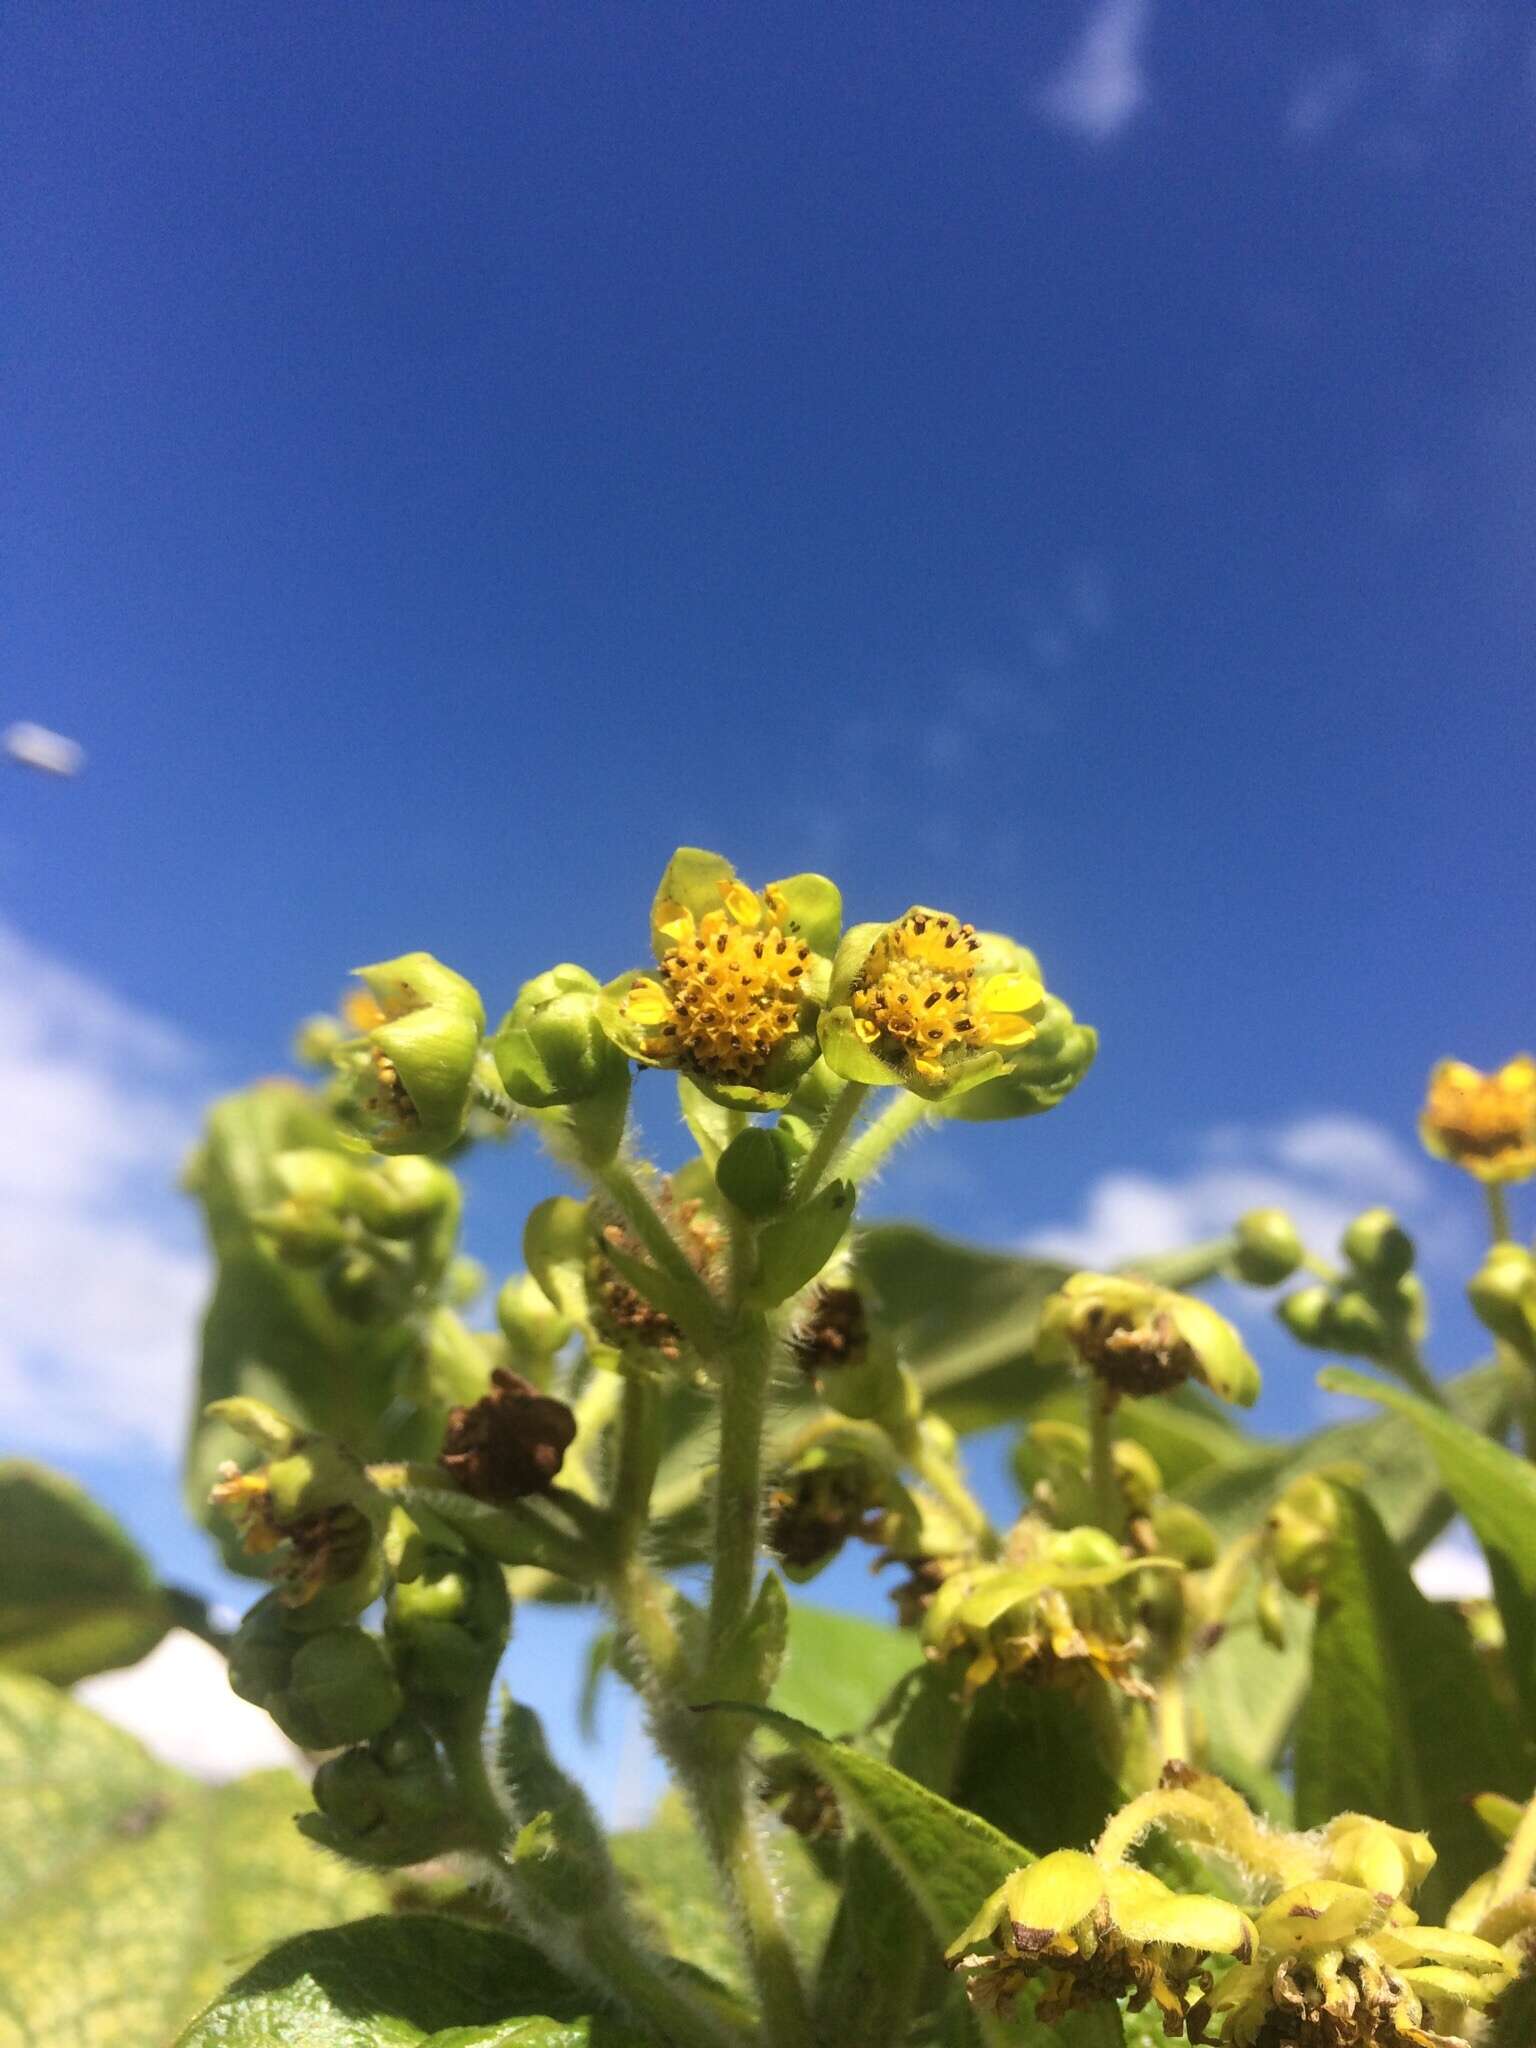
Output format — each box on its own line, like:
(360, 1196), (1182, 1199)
(174, 1914), (613, 2047)
(750, 1180), (855, 1307)
(1292, 1486), (1523, 1916)
(703, 1704), (1026, 1945)
(771, 1601), (922, 1735)
(0, 1462), (171, 1685)
(952, 1682), (1126, 1859)
(1318, 1366), (1536, 1738)
(856, 1225), (1074, 1433)
(0, 1671), (387, 2047)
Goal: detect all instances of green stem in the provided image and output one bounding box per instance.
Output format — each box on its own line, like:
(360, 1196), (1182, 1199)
(838, 1090), (929, 1184)
(791, 1080), (870, 1202)
(597, 1160), (718, 1328)
(579, 1916), (753, 2048)
(1494, 1793), (1536, 1906)
(611, 1375), (661, 1570)
(707, 1314), (775, 1656)
(1385, 1343), (1447, 1409)
(902, 1429), (996, 1556)
(1488, 1184), (1515, 1245)
(471, 1078), (517, 1124)
(1088, 1389), (1123, 1536)
(697, 1770), (812, 2048)
(1121, 1236), (1238, 1289)
(1156, 1669), (1190, 1768)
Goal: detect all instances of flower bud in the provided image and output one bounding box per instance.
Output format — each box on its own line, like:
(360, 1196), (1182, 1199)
(306, 1715), (460, 1865)
(437, 1367), (577, 1502)
(714, 1125), (797, 1218)
(228, 1595), (402, 1749)
(1277, 1284), (1336, 1348)
(1232, 1208), (1306, 1287)
(1342, 1208), (1416, 1285)
(942, 997), (1098, 1124)
(385, 1548), (511, 1708)
(495, 1273), (573, 1384)
(1038, 1274), (1260, 1407)
(349, 1153), (461, 1240)
(493, 965), (629, 1104)
(1468, 1242), (1536, 1359)
(1266, 1474), (1343, 1595)
(1148, 1501), (1218, 1571)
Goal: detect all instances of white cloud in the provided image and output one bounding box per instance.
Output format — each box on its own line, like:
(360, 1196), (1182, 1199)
(1036, 0), (1152, 145)
(1285, 58), (1365, 144)
(1026, 1111), (1452, 1271)
(77, 1629), (300, 1781)
(0, 920), (207, 1459)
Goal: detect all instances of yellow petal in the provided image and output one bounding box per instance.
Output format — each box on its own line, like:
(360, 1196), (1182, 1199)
(654, 900), (696, 946)
(984, 1013), (1037, 1047)
(1000, 1851), (1105, 1944)
(1104, 1866), (1256, 1960)
(981, 971), (1045, 1015)
(719, 879), (763, 927)
(623, 978), (674, 1027)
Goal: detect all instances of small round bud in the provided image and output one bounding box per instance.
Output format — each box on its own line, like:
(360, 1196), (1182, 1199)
(282, 1629), (402, 1748)
(1148, 1501), (1218, 1571)
(492, 967), (630, 1120)
(495, 1273), (573, 1381)
(1232, 1209), (1306, 1287)
(1267, 1474), (1342, 1594)
(308, 1714), (458, 1865)
(1328, 1287), (1393, 1360)
(1341, 1208), (1415, 1285)
(714, 1125), (796, 1218)
(1467, 1243), (1536, 1358)
(1277, 1285), (1336, 1348)
(349, 1155), (461, 1238)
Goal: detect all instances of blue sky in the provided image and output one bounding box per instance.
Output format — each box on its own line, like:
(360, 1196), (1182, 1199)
(4, 2), (1533, 1788)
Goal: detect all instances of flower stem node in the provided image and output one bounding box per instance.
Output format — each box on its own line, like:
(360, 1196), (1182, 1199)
(1039, 1274), (1261, 1407)
(947, 1850), (1256, 2035)
(598, 847), (841, 1111)
(227, 1595), (403, 1749)
(1232, 1208), (1307, 1287)
(821, 910), (1068, 1108)
(1467, 1243), (1536, 1361)
(437, 1366), (577, 1501)
(343, 952), (485, 1156)
(1420, 1055), (1536, 1184)
(385, 1547), (511, 1710)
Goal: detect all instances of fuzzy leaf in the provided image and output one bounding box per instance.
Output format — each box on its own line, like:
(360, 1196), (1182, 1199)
(0, 1672), (386, 2047)
(0, 1462), (171, 1685)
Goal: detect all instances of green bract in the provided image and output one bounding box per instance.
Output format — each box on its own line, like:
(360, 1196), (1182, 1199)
(346, 950), (486, 1155)
(594, 845), (840, 1110)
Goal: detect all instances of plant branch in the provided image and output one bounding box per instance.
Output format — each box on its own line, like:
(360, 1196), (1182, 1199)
(791, 1080), (869, 1203)
(837, 1090), (928, 1184)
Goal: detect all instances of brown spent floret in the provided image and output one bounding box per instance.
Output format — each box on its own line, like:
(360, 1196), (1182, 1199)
(438, 1367), (577, 1502)
(788, 1284), (869, 1376)
(1073, 1304), (1196, 1400)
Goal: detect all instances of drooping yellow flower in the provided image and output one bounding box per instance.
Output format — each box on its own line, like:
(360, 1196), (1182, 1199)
(947, 1848), (1255, 2035)
(1420, 1056), (1536, 1185)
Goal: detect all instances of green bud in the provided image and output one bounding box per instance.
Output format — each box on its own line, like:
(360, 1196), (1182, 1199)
(714, 1125), (796, 1218)
(1468, 1243), (1536, 1359)
(524, 1195), (593, 1326)
(210, 1428), (385, 1627)
(228, 1596), (402, 1749)
(1114, 1439), (1164, 1516)
(492, 967), (630, 1115)
(365, 1003), (482, 1155)
(293, 1014), (346, 1066)
(1277, 1284), (1336, 1348)
(942, 998), (1099, 1124)
(322, 1245), (405, 1324)
(1148, 1501), (1219, 1571)
(1267, 1474), (1343, 1594)
(495, 1274), (573, 1385)
(354, 952), (485, 1028)
(306, 1715), (459, 1866)
(252, 1151), (358, 1266)
(349, 1154), (461, 1239)
(1328, 1286), (1394, 1360)
(1342, 1208), (1416, 1285)
(386, 1548), (511, 1708)
(1232, 1208), (1306, 1287)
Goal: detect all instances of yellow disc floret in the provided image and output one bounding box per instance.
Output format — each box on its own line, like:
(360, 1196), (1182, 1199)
(1420, 1056), (1536, 1184)
(622, 881), (812, 1086)
(848, 911), (1043, 1084)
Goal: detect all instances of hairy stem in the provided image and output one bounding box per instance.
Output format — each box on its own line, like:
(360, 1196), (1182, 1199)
(1487, 1183), (1514, 1245)
(838, 1090), (928, 1184)
(791, 1079), (870, 1202)
(580, 1915), (753, 2048)
(707, 1314), (775, 1655)
(1088, 1388), (1123, 1536)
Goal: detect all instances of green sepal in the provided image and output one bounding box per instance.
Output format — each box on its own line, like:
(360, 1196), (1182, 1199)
(648, 846), (736, 958)
(491, 962), (631, 1121)
(348, 1153), (461, 1241)
(495, 1699), (618, 1916)
(1342, 1208), (1416, 1284)
(769, 870), (843, 956)
(818, 922), (906, 1088)
(353, 951), (485, 1029)
(942, 1000), (1098, 1123)
(368, 1003), (482, 1155)
(305, 1715), (463, 1866)
(750, 1179), (855, 1306)
(205, 1395), (304, 1456)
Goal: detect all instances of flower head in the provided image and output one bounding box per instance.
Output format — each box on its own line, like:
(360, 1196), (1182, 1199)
(437, 1367), (577, 1502)
(1038, 1273), (1261, 1407)
(820, 908), (1052, 1101)
(208, 1404), (384, 1620)
(1206, 1881), (1510, 2046)
(598, 848), (840, 1110)
(947, 1849), (1255, 2035)
(1420, 1056), (1536, 1185)
(920, 1524), (1173, 1697)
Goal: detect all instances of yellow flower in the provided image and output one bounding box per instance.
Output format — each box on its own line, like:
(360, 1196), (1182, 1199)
(1206, 1881), (1511, 2046)
(819, 907), (1047, 1098)
(598, 848), (840, 1110)
(947, 1848), (1255, 2034)
(1420, 1056), (1536, 1185)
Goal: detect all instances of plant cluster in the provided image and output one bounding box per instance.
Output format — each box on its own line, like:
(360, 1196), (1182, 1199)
(5, 849), (1536, 2048)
